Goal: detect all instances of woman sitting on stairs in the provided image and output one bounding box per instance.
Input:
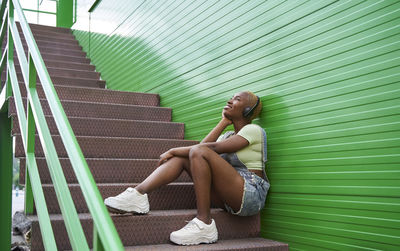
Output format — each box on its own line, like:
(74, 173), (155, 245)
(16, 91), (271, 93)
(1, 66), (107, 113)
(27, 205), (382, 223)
(104, 91), (270, 246)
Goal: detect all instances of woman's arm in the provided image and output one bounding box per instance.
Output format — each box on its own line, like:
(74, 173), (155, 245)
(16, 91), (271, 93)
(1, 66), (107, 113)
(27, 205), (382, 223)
(158, 134), (249, 166)
(201, 115), (232, 143)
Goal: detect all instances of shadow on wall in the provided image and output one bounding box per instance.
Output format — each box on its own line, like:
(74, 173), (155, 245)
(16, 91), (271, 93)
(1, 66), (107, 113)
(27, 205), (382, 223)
(258, 93), (290, 195)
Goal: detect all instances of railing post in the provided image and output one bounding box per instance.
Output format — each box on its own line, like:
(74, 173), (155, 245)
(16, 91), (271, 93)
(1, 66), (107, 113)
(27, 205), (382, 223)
(6, 0), (13, 98)
(93, 226), (105, 251)
(25, 53), (36, 214)
(0, 111), (13, 251)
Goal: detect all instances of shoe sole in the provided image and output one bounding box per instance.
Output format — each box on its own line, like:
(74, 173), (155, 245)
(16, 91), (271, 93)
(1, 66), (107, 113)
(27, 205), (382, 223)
(170, 236), (218, 245)
(106, 205), (148, 215)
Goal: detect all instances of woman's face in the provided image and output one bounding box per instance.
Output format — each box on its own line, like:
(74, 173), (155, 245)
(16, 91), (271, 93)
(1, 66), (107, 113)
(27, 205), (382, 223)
(223, 92), (250, 120)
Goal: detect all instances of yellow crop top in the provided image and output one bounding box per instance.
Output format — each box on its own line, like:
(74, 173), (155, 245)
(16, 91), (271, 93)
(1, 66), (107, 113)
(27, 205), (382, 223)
(217, 124), (267, 170)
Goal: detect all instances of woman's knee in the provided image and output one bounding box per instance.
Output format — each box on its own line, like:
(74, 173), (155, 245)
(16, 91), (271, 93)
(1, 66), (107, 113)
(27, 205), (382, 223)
(189, 145), (210, 160)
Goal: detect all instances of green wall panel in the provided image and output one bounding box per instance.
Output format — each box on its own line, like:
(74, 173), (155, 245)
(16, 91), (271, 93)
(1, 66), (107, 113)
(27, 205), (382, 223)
(72, 0), (400, 250)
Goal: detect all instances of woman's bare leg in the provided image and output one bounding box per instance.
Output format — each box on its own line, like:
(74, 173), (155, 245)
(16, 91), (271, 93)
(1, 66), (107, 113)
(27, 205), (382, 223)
(189, 145), (244, 224)
(135, 157), (191, 194)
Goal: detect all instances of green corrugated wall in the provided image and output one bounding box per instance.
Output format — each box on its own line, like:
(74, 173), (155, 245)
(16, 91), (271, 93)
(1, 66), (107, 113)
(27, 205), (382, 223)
(72, 0), (400, 250)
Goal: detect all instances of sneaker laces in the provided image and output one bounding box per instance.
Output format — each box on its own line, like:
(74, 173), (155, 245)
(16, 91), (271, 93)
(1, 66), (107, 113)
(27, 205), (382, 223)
(116, 187), (135, 199)
(183, 219), (203, 231)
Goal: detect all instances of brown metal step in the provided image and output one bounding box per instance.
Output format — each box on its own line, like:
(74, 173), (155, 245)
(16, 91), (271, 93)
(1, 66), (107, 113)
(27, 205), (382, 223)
(4, 72), (104, 88)
(2, 43), (87, 58)
(37, 52), (90, 64)
(29, 209), (261, 251)
(9, 97), (171, 121)
(17, 35), (80, 47)
(50, 76), (105, 88)
(17, 83), (160, 106)
(6, 52), (90, 65)
(4, 66), (100, 80)
(14, 135), (197, 158)
(42, 183), (196, 214)
(12, 115), (183, 139)
(42, 60), (95, 71)
(19, 157), (191, 184)
(130, 238), (289, 250)
(19, 22), (72, 34)
(2, 39), (82, 51)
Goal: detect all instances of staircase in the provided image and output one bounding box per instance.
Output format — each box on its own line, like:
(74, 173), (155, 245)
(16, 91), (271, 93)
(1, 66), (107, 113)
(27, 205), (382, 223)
(10, 23), (288, 250)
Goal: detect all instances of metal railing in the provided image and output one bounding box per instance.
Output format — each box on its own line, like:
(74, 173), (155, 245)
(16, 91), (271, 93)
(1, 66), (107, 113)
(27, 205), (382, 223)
(0, 0), (124, 250)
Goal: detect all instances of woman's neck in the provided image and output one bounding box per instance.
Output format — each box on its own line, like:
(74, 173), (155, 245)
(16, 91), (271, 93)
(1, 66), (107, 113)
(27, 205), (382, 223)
(233, 119), (250, 134)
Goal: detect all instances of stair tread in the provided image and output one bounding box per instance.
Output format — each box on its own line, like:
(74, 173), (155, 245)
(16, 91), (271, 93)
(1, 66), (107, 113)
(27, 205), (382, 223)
(129, 238), (289, 251)
(14, 134), (197, 158)
(10, 97), (171, 121)
(17, 83), (160, 106)
(29, 209), (261, 249)
(19, 157), (193, 184)
(42, 182), (196, 213)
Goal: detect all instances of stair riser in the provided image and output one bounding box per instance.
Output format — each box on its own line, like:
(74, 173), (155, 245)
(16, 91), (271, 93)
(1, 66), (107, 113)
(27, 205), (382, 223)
(20, 23), (72, 34)
(14, 135), (197, 158)
(5, 52), (90, 65)
(30, 210), (260, 250)
(2, 43), (86, 58)
(2, 41), (82, 53)
(11, 29), (77, 40)
(32, 31), (76, 40)
(37, 53), (90, 64)
(9, 98), (171, 122)
(12, 116), (183, 139)
(42, 183), (196, 214)
(2, 67), (100, 81)
(17, 24), (74, 37)
(16, 83), (160, 106)
(6, 33), (78, 45)
(51, 76), (106, 88)
(42, 61), (95, 71)
(19, 158), (191, 184)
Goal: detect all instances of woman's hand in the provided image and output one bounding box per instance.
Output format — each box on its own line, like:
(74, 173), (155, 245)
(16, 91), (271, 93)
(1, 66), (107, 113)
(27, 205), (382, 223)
(221, 111), (233, 126)
(158, 149), (174, 166)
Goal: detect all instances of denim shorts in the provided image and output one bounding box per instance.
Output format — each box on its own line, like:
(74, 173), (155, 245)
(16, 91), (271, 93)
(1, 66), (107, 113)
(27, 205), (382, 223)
(225, 169), (270, 216)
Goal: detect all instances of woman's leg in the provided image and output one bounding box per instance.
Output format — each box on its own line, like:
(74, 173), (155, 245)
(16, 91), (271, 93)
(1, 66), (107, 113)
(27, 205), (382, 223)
(189, 145), (244, 224)
(135, 156), (191, 194)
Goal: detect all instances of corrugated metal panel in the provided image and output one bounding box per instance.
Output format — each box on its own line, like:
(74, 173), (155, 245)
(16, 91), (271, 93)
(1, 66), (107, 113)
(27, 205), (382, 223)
(72, 0), (400, 250)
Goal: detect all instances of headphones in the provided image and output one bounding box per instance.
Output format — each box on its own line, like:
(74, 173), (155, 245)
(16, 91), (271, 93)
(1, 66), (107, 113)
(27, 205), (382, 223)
(243, 96), (260, 118)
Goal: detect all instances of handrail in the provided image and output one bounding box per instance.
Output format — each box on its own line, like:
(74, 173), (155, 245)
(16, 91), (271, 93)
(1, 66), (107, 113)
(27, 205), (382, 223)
(0, 0), (124, 250)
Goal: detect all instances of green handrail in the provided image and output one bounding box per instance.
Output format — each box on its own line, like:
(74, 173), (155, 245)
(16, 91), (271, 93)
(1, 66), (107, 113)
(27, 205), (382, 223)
(0, 0), (124, 250)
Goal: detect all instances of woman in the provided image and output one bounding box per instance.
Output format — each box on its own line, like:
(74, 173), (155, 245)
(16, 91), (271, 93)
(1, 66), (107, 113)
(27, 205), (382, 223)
(104, 91), (270, 245)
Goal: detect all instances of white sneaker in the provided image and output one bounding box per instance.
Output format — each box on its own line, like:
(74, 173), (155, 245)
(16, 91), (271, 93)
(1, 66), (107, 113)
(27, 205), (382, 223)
(170, 217), (218, 245)
(104, 187), (149, 214)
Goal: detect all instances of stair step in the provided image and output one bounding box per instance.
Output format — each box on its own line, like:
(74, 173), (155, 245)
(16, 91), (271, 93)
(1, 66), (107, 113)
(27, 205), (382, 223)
(43, 60), (95, 71)
(47, 67), (99, 79)
(2, 43), (87, 58)
(13, 115), (182, 138)
(36, 52), (90, 64)
(2, 39), (81, 51)
(19, 158), (191, 184)
(130, 238), (289, 251)
(3, 66), (99, 80)
(50, 76), (106, 88)
(42, 183), (196, 214)
(18, 35), (80, 47)
(9, 97), (171, 121)
(6, 31), (79, 46)
(27, 28), (76, 39)
(29, 209), (261, 251)
(18, 83), (160, 106)
(19, 22), (72, 34)
(14, 135), (197, 158)
(7, 51), (90, 65)
(12, 116), (182, 138)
